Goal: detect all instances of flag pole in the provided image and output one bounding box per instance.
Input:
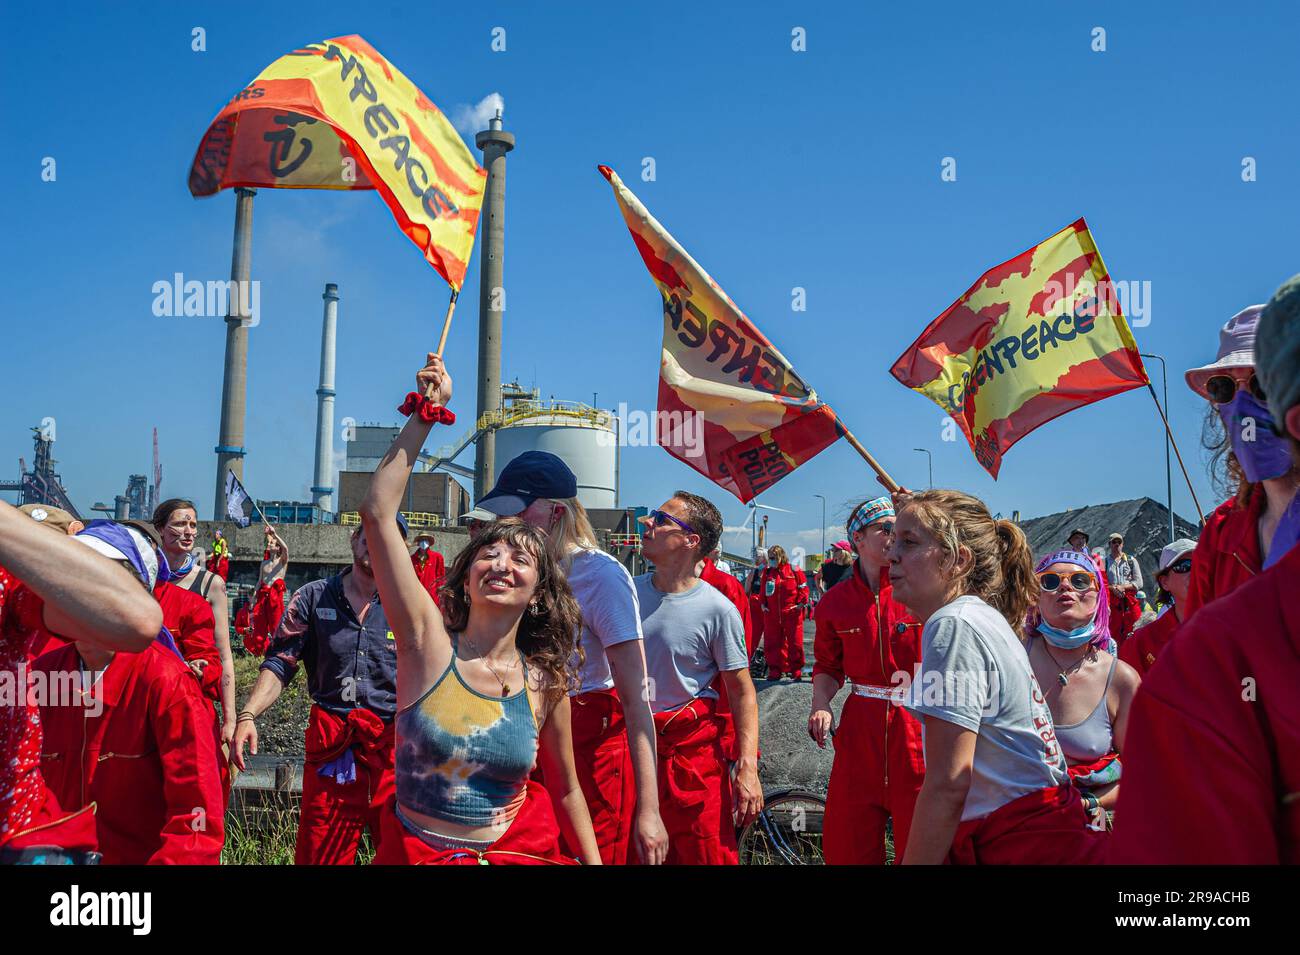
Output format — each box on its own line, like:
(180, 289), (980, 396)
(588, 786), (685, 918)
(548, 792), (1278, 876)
(424, 289), (459, 400)
(1144, 382), (1205, 525)
(840, 425), (901, 493)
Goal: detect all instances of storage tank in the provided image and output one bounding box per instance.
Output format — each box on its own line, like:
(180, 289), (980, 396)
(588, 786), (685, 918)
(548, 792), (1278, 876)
(491, 400), (618, 509)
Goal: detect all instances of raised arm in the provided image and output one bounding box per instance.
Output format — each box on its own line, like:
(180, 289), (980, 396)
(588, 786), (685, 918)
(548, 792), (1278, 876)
(0, 501), (160, 653)
(358, 354), (455, 700)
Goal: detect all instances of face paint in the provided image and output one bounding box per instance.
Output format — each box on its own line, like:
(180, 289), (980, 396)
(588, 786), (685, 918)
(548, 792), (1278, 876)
(1218, 391), (1293, 483)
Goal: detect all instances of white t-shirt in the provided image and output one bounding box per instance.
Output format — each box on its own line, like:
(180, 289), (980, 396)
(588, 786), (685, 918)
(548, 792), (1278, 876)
(566, 548), (644, 694)
(634, 575), (748, 713)
(904, 595), (1069, 821)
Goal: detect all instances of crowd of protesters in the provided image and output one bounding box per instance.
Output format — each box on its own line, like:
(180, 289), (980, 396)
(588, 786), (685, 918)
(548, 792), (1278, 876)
(1, 274), (1297, 865)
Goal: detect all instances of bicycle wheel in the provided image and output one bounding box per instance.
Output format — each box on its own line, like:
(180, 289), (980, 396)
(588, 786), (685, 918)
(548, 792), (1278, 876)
(737, 788), (826, 865)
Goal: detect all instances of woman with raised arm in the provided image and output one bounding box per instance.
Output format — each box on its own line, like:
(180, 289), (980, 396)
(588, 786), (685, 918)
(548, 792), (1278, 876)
(889, 489), (1105, 864)
(360, 354), (601, 865)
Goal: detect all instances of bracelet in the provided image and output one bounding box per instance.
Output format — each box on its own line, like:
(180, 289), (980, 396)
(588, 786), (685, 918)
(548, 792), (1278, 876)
(398, 392), (456, 425)
(236, 715), (257, 724)
(237, 710), (257, 720)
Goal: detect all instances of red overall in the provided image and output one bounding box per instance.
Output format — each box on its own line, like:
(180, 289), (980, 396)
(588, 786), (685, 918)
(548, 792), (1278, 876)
(543, 688), (637, 865)
(746, 570), (767, 648)
(211, 553), (229, 583)
(154, 581), (230, 798)
(252, 578), (286, 645)
(373, 779), (575, 865)
(812, 564), (925, 864)
(1119, 609), (1180, 677)
(654, 697), (737, 865)
(948, 785), (1106, 865)
(1183, 490), (1265, 620)
(32, 642), (225, 864)
(295, 704), (396, 865)
(1107, 589), (1142, 646)
(1110, 541), (1300, 864)
(762, 563), (807, 676)
(410, 549), (445, 606)
(700, 558), (755, 761)
(0, 568), (99, 857)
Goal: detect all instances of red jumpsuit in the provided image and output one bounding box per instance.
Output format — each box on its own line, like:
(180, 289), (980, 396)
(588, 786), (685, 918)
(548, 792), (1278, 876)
(411, 549), (445, 606)
(373, 780), (575, 865)
(654, 697), (737, 865)
(0, 568), (98, 857)
(211, 552), (229, 583)
(1119, 608), (1180, 678)
(556, 687), (638, 864)
(762, 563), (807, 676)
(296, 705), (397, 866)
(745, 569), (767, 648)
(949, 785), (1106, 865)
(700, 558), (755, 761)
(252, 578), (286, 644)
(1110, 540), (1300, 864)
(154, 581), (229, 797)
(32, 641), (225, 864)
(812, 565), (925, 864)
(1183, 489), (1265, 620)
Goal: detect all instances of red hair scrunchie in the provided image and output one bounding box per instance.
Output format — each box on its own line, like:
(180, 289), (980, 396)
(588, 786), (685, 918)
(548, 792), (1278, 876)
(398, 392), (456, 425)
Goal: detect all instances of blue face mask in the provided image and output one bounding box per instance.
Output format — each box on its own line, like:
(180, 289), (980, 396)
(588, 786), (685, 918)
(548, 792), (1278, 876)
(1037, 618), (1096, 649)
(1218, 390), (1293, 483)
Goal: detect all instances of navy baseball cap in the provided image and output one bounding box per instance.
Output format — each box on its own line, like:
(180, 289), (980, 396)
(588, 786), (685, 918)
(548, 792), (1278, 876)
(477, 451), (578, 517)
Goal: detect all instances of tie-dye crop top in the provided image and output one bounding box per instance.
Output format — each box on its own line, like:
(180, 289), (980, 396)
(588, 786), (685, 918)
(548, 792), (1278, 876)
(395, 637), (539, 829)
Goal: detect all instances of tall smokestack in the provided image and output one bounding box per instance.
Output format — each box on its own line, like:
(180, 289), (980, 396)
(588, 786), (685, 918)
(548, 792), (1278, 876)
(473, 111), (514, 499)
(311, 283), (340, 515)
(213, 187), (256, 520)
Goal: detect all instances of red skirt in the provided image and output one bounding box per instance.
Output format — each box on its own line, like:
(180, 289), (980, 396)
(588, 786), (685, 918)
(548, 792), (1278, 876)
(372, 780), (576, 865)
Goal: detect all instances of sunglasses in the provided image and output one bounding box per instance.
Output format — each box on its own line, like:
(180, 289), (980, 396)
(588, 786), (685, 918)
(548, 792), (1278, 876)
(647, 509), (696, 535)
(1206, 373), (1266, 405)
(1037, 570), (1097, 594)
(1164, 558), (1193, 575)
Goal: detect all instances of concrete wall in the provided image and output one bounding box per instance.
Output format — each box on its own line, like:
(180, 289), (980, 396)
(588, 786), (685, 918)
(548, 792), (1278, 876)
(196, 521), (473, 595)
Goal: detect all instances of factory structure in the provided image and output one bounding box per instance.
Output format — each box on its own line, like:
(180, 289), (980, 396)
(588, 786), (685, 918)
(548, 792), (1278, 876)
(1, 113), (661, 574)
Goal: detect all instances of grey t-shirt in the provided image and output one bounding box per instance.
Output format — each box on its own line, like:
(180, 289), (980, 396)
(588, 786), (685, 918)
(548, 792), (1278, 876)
(904, 595), (1069, 821)
(634, 574), (748, 713)
(565, 548), (644, 694)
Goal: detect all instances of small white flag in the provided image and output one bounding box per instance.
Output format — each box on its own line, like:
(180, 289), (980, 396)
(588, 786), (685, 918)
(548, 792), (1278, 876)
(224, 468), (256, 528)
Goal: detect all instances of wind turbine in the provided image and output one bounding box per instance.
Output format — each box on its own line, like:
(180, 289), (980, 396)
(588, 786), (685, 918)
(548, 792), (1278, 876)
(732, 499), (794, 562)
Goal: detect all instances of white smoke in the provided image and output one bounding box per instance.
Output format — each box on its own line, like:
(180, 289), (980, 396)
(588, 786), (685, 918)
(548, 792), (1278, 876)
(451, 93), (505, 134)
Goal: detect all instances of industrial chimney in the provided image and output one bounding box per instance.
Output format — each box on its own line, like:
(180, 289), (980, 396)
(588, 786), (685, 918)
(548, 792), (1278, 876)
(311, 283), (340, 515)
(473, 110), (515, 500)
(212, 187), (256, 520)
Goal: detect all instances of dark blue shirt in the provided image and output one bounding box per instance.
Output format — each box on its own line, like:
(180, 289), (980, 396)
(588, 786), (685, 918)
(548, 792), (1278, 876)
(260, 570), (397, 721)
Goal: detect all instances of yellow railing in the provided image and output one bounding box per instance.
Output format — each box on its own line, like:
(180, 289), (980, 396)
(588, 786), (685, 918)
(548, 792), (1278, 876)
(478, 400), (612, 433)
(339, 512), (443, 528)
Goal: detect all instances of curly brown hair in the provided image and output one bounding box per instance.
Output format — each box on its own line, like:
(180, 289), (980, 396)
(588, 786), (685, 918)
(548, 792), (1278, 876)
(437, 518), (584, 705)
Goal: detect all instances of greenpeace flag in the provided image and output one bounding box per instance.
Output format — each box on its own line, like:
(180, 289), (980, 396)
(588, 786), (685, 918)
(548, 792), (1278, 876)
(598, 166), (841, 503)
(189, 35), (486, 290)
(224, 469), (256, 528)
(890, 219), (1148, 478)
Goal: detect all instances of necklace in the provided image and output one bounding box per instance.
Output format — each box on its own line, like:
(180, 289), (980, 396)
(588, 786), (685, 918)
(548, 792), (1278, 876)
(169, 553), (195, 578)
(466, 634), (521, 696)
(1038, 637), (1094, 687)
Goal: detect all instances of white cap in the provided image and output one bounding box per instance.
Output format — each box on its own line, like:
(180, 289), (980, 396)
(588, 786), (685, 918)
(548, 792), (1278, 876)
(1156, 538), (1198, 575)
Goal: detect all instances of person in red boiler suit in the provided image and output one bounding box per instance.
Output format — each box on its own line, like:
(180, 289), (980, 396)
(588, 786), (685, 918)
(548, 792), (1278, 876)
(32, 636), (226, 864)
(409, 532), (445, 605)
(1180, 304), (1299, 618)
(0, 509), (161, 864)
(761, 544), (807, 681)
(810, 496), (924, 864)
(1112, 273), (1300, 864)
(699, 551), (755, 762)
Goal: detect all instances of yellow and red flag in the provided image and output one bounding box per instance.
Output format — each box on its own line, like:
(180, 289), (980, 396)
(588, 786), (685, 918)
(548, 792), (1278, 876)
(599, 166), (842, 503)
(189, 35), (486, 290)
(890, 219), (1148, 478)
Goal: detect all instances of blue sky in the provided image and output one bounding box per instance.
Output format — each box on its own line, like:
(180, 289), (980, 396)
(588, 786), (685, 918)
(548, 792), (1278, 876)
(3, 1), (1298, 557)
